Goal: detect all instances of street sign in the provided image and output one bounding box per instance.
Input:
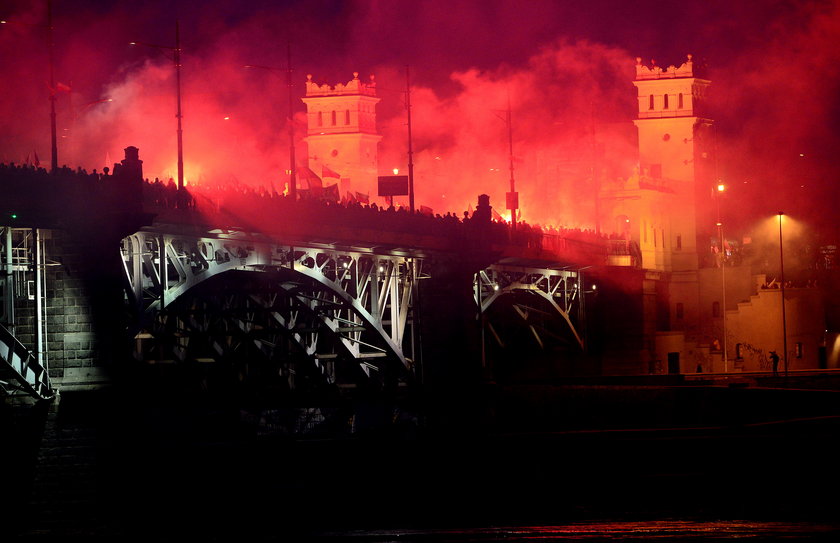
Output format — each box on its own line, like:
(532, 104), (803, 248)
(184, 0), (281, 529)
(378, 175), (409, 197)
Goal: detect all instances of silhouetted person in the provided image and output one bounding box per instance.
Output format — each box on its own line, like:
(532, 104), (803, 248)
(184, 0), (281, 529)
(769, 351), (780, 376)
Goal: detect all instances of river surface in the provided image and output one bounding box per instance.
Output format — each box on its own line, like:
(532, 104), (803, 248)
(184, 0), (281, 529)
(6, 386), (840, 541)
(314, 521), (840, 541)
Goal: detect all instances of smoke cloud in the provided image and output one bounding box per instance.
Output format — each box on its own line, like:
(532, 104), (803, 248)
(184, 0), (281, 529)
(2, 0), (838, 233)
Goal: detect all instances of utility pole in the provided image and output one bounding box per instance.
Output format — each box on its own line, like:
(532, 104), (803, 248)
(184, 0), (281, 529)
(406, 65), (415, 214)
(287, 42), (297, 202)
(506, 95), (518, 230)
(47, 0), (57, 172)
(175, 20), (184, 193)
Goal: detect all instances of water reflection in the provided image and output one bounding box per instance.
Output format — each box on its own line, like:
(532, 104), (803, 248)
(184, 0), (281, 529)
(317, 520), (840, 541)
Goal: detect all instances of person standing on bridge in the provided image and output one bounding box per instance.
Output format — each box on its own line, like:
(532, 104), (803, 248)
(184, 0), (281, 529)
(769, 351), (780, 376)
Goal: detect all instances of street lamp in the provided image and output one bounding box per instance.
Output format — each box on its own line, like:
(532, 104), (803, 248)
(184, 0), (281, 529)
(716, 182), (727, 372)
(778, 211), (788, 377)
(130, 21), (184, 194)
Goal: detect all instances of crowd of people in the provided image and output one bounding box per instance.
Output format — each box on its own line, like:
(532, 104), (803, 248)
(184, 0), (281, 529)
(2, 161), (628, 261)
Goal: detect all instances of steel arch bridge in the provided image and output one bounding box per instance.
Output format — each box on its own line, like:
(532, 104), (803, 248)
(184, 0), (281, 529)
(120, 226), (421, 388)
(475, 264), (585, 361)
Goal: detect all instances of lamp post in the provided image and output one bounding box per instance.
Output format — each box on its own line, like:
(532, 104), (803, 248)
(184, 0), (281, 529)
(717, 182), (727, 372)
(130, 21), (184, 193)
(778, 211), (788, 377)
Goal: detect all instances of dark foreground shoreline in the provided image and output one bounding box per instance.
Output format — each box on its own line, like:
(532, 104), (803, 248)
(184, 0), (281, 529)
(4, 382), (840, 540)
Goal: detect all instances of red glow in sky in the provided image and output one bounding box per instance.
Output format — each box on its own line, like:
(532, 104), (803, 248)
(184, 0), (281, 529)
(2, 0), (839, 231)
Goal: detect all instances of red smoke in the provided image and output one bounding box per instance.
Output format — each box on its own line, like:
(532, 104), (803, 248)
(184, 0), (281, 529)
(2, 0), (839, 234)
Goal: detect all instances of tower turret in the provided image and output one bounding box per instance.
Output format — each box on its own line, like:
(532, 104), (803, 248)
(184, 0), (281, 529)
(631, 54), (713, 272)
(301, 72), (382, 199)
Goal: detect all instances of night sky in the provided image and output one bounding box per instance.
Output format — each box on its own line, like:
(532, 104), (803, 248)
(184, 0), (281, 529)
(2, 0), (839, 235)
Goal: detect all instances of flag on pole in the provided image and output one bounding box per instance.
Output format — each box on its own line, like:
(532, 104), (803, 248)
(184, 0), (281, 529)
(420, 205), (434, 216)
(298, 166), (322, 189)
(24, 150), (40, 167)
(322, 164), (341, 179)
(324, 183), (340, 202)
(354, 191), (369, 204)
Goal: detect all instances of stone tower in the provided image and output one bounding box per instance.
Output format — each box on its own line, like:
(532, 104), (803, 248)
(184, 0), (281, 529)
(301, 72), (382, 199)
(631, 54), (714, 273)
(598, 55), (716, 364)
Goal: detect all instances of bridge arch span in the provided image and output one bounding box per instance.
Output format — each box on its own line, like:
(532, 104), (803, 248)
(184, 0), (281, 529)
(121, 229), (420, 388)
(476, 265), (587, 378)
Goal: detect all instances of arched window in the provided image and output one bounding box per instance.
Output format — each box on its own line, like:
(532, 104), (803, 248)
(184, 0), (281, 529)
(649, 95), (654, 110)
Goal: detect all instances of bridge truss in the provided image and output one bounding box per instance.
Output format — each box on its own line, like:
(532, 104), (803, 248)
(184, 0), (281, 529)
(476, 263), (585, 358)
(121, 227), (421, 389)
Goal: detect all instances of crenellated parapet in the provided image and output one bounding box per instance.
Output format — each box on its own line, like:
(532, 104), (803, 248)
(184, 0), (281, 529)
(305, 72), (377, 97)
(635, 54), (695, 80)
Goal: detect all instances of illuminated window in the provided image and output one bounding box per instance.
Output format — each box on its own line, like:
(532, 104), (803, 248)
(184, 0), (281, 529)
(649, 95), (654, 110)
(663, 94), (669, 109)
(676, 303), (684, 319)
(331, 110), (337, 125)
(317, 112), (323, 127)
(345, 109), (351, 125)
(712, 301), (720, 317)
(678, 93), (684, 109)
(796, 342), (803, 358)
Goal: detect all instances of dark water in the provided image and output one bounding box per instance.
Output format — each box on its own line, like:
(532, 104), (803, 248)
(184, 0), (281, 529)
(313, 521), (840, 541)
(5, 387), (840, 541)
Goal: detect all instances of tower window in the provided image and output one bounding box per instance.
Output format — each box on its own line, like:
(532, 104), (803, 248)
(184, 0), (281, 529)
(331, 110), (337, 125)
(663, 94), (669, 109)
(678, 93), (684, 109)
(317, 111), (323, 127)
(736, 343), (743, 359)
(649, 95), (654, 110)
(345, 109), (351, 125)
